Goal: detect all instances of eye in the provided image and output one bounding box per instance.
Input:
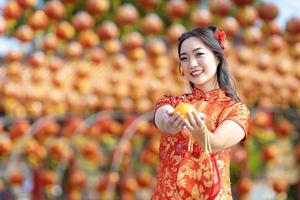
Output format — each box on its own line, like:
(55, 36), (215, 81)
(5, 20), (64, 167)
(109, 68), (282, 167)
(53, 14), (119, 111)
(196, 52), (204, 57)
(180, 57), (187, 61)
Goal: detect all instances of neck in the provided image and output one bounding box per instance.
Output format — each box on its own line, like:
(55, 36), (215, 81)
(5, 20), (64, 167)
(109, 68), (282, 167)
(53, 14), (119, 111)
(194, 77), (219, 93)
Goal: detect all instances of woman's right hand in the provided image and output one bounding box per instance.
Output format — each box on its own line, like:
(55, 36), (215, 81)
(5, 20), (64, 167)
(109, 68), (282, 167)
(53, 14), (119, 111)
(163, 109), (185, 134)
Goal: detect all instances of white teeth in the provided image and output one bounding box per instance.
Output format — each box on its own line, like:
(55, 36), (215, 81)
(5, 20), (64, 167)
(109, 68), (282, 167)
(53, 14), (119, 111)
(191, 70), (203, 76)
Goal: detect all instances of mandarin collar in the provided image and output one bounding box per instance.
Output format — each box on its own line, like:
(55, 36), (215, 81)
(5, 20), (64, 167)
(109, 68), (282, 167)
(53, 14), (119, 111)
(191, 87), (231, 102)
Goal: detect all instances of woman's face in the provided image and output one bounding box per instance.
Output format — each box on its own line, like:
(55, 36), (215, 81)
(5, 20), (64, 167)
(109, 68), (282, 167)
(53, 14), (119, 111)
(179, 36), (219, 92)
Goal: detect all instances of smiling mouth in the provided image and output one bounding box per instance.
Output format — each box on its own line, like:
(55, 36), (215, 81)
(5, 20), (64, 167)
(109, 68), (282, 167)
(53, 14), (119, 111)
(190, 70), (203, 77)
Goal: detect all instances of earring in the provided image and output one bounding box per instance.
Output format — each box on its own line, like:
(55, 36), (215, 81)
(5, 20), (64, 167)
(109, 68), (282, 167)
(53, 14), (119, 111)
(179, 66), (184, 76)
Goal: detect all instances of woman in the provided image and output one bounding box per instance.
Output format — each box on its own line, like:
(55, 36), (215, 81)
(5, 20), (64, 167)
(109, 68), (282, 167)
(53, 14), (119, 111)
(152, 26), (250, 199)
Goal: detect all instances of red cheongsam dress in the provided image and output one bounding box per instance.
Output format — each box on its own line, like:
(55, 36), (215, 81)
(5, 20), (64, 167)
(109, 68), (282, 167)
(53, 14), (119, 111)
(151, 88), (250, 200)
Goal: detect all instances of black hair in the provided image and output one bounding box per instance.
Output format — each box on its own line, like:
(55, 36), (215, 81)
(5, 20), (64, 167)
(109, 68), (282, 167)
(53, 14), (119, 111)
(178, 25), (240, 102)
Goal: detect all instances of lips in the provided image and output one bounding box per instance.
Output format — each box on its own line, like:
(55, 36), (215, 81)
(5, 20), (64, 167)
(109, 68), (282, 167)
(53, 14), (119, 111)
(190, 69), (203, 77)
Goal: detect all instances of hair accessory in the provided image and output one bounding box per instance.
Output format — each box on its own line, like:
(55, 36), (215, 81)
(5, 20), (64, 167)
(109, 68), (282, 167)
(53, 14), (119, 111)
(214, 28), (226, 50)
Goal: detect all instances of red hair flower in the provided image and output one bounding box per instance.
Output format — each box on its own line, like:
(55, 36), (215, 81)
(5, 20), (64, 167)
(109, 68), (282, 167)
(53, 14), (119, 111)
(215, 28), (226, 50)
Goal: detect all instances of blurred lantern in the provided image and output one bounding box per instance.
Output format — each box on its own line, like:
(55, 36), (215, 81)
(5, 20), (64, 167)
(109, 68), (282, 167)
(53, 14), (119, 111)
(257, 2), (278, 21)
(285, 17), (300, 34)
(260, 20), (281, 36)
(261, 144), (278, 162)
(3, 1), (22, 20)
(78, 29), (99, 48)
(251, 110), (273, 128)
(0, 17), (7, 35)
(135, 98), (152, 113)
(165, 23), (186, 45)
(96, 21), (119, 41)
(55, 21), (75, 40)
(275, 58), (292, 76)
(140, 13), (164, 35)
(113, 84), (130, 100)
(96, 172), (120, 193)
(72, 11), (94, 32)
(88, 47), (106, 64)
(242, 27), (263, 45)
(208, 0), (232, 16)
(81, 140), (101, 163)
(9, 170), (24, 186)
(256, 53), (272, 71)
(165, 0), (188, 20)
(15, 25), (34, 42)
(86, 0), (110, 16)
(236, 46), (252, 64)
(28, 51), (46, 68)
(44, 0), (65, 20)
(28, 10), (50, 31)
(42, 33), (59, 52)
(64, 41), (83, 59)
(103, 39), (123, 55)
(235, 5), (258, 27)
(231, 146), (247, 163)
(68, 170), (87, 190)
(146, 39), (167, 57)
(274, 119), (293, 137)
(236, 177), (253, 196)
(9, 119), (30, 140)
(119, 97), (134, 113)
(5, 50), (23, 63)
(267, 35), (286, 53)
(48, 56), (64, 73)
(40, 170), (58, 187)
(110, 54), (128, 70)
(127, 47), (146, 60)
(115, 3), (139, 27)
(232, 0), (254, 6)
(122, 177), (139, 194)
(62, 0), (78, 4)
(122, 32), (144, 49)
(190, 9), (212, 27)
(272, 178), (288, 193)
(136, 170), (153, 188)
(0, 137), (12, 157)
(290, 42), (300, 60)
(17, 0), (37, 9)
(6, 63), (23, 81)
(136, 0), (161, 11)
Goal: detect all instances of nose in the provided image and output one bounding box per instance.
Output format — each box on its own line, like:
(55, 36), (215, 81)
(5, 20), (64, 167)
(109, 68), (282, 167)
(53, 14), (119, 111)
(189, 57), (198, 68)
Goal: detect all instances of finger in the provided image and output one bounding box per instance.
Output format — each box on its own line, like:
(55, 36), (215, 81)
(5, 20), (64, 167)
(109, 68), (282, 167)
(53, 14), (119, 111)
(173, 115), (184, 127)
(178, 120), (185, 129)
(183, 119), (193, 130)
(166, 109), (174, 116)
(192, 110), (203, 126)
(183, 125), (189, 131)
(169, 112), (181, 125)
(198, 112), (207, 120)
(187, 111), (197, 128)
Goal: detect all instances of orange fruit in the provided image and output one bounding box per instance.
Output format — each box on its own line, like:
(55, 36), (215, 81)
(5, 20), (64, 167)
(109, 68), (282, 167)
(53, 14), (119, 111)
(174, 102), (195, 119)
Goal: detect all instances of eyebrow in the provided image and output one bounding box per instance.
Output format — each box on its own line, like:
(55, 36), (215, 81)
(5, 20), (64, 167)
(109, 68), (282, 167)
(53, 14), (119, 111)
(180, 47), (203, 56)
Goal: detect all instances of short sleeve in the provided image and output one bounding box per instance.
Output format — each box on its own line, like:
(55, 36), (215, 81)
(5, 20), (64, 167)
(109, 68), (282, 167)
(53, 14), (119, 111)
(218, 102), (250, 141)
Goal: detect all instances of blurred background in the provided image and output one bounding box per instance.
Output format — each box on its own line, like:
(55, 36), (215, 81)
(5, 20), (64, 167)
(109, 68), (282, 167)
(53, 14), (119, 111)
(0, 0), (299, 199)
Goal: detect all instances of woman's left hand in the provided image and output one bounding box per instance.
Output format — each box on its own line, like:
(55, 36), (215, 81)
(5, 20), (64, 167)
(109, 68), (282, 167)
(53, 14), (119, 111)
(183, 109), (207, 140)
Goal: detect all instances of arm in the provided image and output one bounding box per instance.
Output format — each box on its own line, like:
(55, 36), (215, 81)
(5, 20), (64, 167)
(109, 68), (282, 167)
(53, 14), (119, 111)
(154, 105), (185, 135)
(184, 110), (246, 152)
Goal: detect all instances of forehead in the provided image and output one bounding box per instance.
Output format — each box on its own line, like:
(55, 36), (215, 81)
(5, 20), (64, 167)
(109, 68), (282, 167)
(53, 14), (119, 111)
(180, 36), (206, 53)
